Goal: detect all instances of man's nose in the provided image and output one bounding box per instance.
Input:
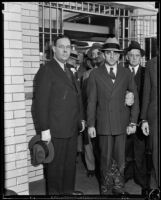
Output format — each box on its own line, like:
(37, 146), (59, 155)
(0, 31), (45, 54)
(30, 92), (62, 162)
(110, 52), (114, 58)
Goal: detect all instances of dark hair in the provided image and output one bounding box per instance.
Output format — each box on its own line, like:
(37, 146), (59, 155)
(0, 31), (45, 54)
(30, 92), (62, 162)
(53, 35), (71, 46)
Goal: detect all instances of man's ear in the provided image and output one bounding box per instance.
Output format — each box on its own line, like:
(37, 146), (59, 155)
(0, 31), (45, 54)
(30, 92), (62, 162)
(126, 54), (129, 61)
(52, 46), (55, 54)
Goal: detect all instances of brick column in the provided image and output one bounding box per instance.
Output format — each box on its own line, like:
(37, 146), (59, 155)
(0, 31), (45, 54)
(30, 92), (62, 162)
(4, 2), (29, 195)
(4, 2), (42, 195)
(21, 2), (44, 183)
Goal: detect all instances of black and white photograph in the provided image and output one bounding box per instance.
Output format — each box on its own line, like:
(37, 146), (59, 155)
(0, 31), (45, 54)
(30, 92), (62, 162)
(1, 1), (160, 199)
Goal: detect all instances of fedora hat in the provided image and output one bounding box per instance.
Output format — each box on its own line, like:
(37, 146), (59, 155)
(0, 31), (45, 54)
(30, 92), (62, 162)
(101, 37), (123, 52)
(29, 135), (54, 166)
(124, 41), (145, 56)
(87, 43), (102, 59)
(70, 49), (79, 60)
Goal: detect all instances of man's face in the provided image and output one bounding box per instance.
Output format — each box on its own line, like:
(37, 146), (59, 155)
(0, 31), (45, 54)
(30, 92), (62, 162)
(53, 38), (71, 63)
(104, 50), (120, 66)
(91, 49), (104, 65)
(96, 51), (104, 65)
(67, 57), (77, 67)
(127, 49), (141, 67)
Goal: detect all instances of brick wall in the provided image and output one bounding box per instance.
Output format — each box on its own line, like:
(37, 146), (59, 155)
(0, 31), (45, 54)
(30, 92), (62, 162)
(21, 2), (44, 184)
(4, 2), (42, 195)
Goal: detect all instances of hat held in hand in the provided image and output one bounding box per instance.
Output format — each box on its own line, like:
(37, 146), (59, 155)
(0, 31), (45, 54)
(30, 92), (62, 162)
(29, 135), (54, 166)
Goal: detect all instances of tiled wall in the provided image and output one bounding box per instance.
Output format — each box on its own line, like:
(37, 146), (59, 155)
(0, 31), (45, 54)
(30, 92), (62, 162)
(4, 2), (42, 195)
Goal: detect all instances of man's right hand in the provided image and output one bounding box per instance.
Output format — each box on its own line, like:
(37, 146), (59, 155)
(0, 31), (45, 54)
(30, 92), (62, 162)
(41, 129), (51, 143)
(141, 121), (150, 136)
(125, 91), (134, 106)
(88, 127), (96, 138)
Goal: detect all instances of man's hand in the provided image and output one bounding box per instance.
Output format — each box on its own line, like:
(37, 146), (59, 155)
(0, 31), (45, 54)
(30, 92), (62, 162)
(41, 129), (51, 143)
(79, 120), (86, 133)
(141, 121), (149, 136)
(126, 125), (136, 135)
(88, 127), (96, 138)
(125, 91), (134, 106)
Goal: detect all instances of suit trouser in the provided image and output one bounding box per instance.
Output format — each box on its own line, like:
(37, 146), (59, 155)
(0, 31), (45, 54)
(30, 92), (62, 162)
(84, 134), (95, 171)
(99, 134), (126, 189)
(125, 127), (147, 188)
(148, 119), (158, 189)
(45, 134), (77, 195)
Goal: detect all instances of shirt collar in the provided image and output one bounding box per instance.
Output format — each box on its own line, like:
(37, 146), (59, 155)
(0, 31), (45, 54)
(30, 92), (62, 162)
(105, 63), (117, 75)
(54, 57), (66, 71)
(129, 64), (139, 74)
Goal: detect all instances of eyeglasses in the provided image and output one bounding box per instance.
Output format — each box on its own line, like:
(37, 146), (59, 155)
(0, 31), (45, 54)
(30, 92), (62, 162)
(56, 45), (71, 50)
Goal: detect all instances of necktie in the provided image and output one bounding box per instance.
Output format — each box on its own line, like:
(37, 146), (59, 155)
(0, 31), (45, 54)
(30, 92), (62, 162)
(109, 67), (116, 80)
(131, 67), (135, 76)
(64, 64), (72, 82)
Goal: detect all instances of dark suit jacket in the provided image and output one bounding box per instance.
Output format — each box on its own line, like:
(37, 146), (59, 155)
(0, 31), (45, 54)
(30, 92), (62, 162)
(141, 56), (157, 122)
(125, 64), (145, 121)
(34, 59), (83, 138)
(87, 63), (139, 135)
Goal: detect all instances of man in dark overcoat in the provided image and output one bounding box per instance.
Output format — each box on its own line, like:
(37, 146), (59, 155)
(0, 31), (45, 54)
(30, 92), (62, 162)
(124, 41), (148, 195)
(87, 37), (139, 195)
(141, 56), (159, 193)
(34, 35), (85, 195)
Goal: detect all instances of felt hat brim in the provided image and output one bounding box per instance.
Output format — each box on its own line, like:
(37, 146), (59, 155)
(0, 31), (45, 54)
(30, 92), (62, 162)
(29, 135), (54, 165)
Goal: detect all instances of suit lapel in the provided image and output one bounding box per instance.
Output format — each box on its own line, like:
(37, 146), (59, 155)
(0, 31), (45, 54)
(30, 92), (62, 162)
(135, 65), (142, 88)
(50, 59), (76, 91)
(113, 64), (124, 90)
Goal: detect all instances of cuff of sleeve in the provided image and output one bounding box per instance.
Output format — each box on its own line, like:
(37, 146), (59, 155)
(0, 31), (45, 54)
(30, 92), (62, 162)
(129, 122), (137, 127)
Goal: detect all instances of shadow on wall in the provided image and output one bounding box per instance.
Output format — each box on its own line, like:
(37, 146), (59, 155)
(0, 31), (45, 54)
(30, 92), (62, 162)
(4, 188), (18, 196)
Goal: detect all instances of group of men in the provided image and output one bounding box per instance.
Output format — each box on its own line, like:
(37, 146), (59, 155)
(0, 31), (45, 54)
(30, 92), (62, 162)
(34, 34), (159, 196)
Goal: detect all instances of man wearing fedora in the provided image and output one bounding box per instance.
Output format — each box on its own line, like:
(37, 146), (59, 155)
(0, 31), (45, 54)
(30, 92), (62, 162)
(34, 35), (85, 195)
(87, 36), (139, 195)
(124, 41), (149, 195)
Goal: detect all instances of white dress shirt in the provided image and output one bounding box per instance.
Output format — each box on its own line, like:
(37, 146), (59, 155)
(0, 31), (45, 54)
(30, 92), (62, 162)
(129, 65), (139, 75)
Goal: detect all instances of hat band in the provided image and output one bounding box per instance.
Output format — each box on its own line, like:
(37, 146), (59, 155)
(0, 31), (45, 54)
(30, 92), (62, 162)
(102, 43), (120, 50)
(35, 140), (49, 158)
(70, 53), (78, 59)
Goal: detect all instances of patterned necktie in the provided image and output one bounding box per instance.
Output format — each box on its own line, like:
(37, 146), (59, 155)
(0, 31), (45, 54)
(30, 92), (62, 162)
(131, 67), (135, 76)
(109, 67), (116, 80)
